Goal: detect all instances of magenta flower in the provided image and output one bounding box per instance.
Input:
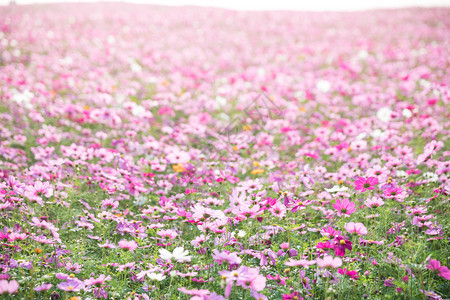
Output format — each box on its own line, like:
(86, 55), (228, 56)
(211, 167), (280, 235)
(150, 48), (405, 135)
(354, 177), (379, 192)
(282, 291), (304, 300)
(383, 187), (403, 199)
(384, 277), (394, 287)
(333, 236), (352, 257)
(0, 280), (19, 294)
(320, 227), (341, 238)
(338, 268), (359, 280)
(427, 259), (450, 280)
(333, 198), (356, 216)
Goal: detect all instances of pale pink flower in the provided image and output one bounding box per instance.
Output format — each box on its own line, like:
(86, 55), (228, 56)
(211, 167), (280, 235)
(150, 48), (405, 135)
(344, 222), (368, 235)
(118, 240), (138, 252)
(316, 255), (343, 268)
(0, 280), (19, 294)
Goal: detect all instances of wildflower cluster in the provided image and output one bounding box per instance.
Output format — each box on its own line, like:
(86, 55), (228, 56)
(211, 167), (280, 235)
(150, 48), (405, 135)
(0, 4), (449, 300)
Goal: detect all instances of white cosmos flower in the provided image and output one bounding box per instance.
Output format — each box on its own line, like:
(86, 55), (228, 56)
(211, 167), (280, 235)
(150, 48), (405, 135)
(402, 109), (412, 118)
(376, 107), (392, 123)
(237, 230), (246, 238)
(324, 185), (348, 193)
(159, 247), (191, 262)
(316, 80), (331, 93)
(147, 272), (166, 281)
(423, 172), (438, 182)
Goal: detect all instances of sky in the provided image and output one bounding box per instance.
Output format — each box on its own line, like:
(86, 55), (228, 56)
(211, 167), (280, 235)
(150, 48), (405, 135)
(1, 0), (449, 10)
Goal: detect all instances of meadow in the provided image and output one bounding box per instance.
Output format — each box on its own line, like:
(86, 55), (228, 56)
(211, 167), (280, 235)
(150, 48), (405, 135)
(0, 4), (449, 299)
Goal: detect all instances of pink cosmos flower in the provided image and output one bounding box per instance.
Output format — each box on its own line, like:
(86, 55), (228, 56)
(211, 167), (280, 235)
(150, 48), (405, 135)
(320, 227), (341, 239)
(0, 280), (19, 294)
(25, 181), (53, 205)
(212, 250), (242, 265)
(426, 259), (450, 280)
(34, 283), (53, 292)
(98, 241), (116, 249)
(84, 274), (111, 286)
(338, 268), (359, 280)
(383, 187), (403, 199)
(366, 165), (389, 181)
(178, 287), (210, 297)
(316, 241), (332, 250)
(57, 278), (85, 292)
(233, 204), (261, 220)
(102, 198), (119, 209)
(333, 236), (352, 257)
(354, 177), (379, 192)
(157, 229), (178, 239)
(235, 267), (266, 291)
(219, 266), (266, 297)
(282, 291), (304, 300)
(333, 198), (356, 216)
(344, 222), (368, 235)
(316, 255), (343, 268)
(270, 202), (286, 218)
(251, 290), (268, 300)
(118, 240), (138, 252)
(284, 258), (316, 268)
(364, 197), (385, 208)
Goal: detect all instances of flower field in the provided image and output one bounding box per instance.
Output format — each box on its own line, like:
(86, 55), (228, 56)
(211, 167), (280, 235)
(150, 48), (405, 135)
(0, 4), (449, 299)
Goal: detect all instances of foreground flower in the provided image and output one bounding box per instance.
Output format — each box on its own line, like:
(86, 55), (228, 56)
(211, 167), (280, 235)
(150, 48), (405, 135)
(316, 255), (343, 268)
(159, 247), (191, 262)
(426, 259), (450, 280)
(219, 266), (266, 297)
(420, 289), (443, 300)
(0, 280), (19, 294)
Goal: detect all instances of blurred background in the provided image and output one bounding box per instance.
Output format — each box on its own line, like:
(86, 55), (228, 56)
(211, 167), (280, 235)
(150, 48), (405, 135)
(0, 0), (449, 10)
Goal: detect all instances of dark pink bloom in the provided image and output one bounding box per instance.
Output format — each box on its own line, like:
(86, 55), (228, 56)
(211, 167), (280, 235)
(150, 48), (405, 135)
(333, 236), (352, 257)
(427, 259), (450, 280)
(338, 268), (359, 280)
(282, 291), (304, 300)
